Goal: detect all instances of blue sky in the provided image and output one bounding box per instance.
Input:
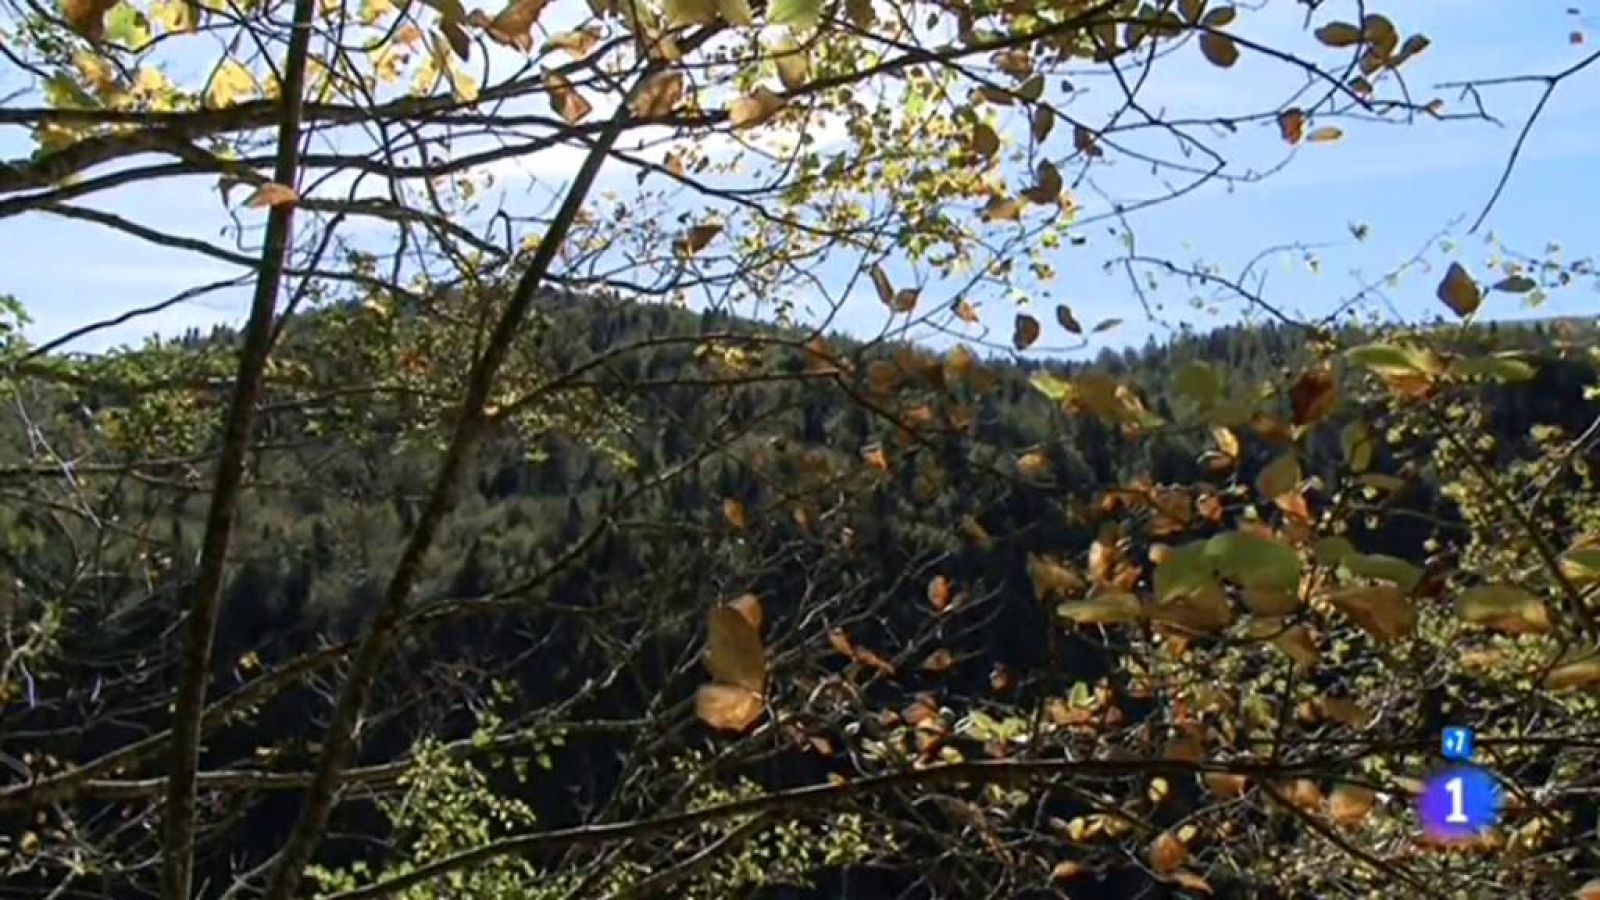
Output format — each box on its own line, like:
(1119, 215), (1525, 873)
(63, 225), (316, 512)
(3, 0), (1597, 357)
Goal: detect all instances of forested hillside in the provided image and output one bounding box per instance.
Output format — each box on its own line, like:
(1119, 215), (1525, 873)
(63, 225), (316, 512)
(3, 295), (1598, 898)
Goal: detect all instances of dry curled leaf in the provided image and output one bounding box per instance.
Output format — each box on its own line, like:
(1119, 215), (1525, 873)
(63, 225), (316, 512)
(1013, 313), (1041, 351)
(244, 182), (299, 209)
(696, 598), (766, 732)
(472, 0), (546, 52)
(544, 70), (592, 124)
(630, 71), (684, 118)
(1277, 108), (1305, 144)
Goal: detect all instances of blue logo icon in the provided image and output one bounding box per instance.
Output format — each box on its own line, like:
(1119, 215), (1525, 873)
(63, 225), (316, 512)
(1417, 767), (1501, 842)
(1441, 727), (1474, 762)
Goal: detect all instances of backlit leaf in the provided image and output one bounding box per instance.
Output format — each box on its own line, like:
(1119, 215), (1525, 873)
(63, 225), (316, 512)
(1315, 21), (1363, 47)
(1459, 585), (1550, 634)
(478, 0), (546, 52)
(1437, 262), (1482, 317)
(1057, 590), (1142, 625)
(547, 26), (601, 57)
(1323, 583), (1415, 642)
(695, 684), (763, 731)
(630, 71), (684, 117)
(768, 0), (822, 29)
(244, 182), (299, 208)
(61, 0), (119, 40)
(1277, 108), (1305, 144)
(722, 497), (747, 528)
(730, 87), (785, 129)
(704, 601), (766, 692)
(1206, 531), (1301, 593)
(1148, 831), (1186, 874)
(544, 70), (592, 123)
(1328, 784), (1375, 825)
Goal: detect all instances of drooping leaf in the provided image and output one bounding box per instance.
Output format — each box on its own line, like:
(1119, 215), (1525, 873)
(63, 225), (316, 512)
(1459, 585), (1550, 634)
(1199, 32), (1239, 67)
(1436, 262), (1482, 317)
(476, 0), (547, 52)
(1315, 21), (1363, 47)
(1206, 531), (1301, 593)
(1057, 589), (1142, 625)
(243, 182), (299, 208)
(1323, 584), (1415, 642)
(729, 87), (785, 129)
(1255, 453), (1300, 500)
(768, 0), (822, 29)
(1341, 553), (1421, 592)
(544, 70), (592, 123)
(630, 71), (684, 117)
(1289, 367), (1338, 426)
(1277, 108), (1305, 144)
(1013, 313), (1041, 351)
(1055, 304), (1082, 334)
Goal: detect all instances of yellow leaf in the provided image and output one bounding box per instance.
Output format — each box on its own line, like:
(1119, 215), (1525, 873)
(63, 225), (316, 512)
(544, 70), (592, 124)
(1315, 21), (1363, 47)
(630, 70), (684, 118)
(1437, 262), (1482, 317)
(150, 0), (198, 33)
(663, 0), (717, 26)
(1199, 32), (1239, 67)
(1544, 652), (1600, 691)
(771, 35), (809, 91)
(206, 59), (259, 108)
(1323, 584), (1415, 642)
(729, 87), (785, 129)
(716, 0), (753, 26)
(1306, 126), (1343, 143)
(243, 182), (299, 208)
(1016, 451), (1050, 479)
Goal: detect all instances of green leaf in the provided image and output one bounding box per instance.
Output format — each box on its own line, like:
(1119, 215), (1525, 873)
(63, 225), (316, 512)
(1340, 420), (1373, 472)
(1205, 531), (1301, 593)
(768, 0), (822, 29)
(1458, 585), (1550, 633)
(1057, 590), (1143, 625)
(1255, 453), (1300, 499)
(1492, 275), (1536, 293)
(1029, 372), (1074, 404)
(1313, 536), (1355, 566)
(1173, 361), (1220, 408)
(1341, 553), (1421, 592)
(1560, 544), (1600, 585)
(1153, 542), (1215, 603)
(1450, 355), (1536, 382)
(1344, 343), (1432, 375)
(105, 4), (152, 47)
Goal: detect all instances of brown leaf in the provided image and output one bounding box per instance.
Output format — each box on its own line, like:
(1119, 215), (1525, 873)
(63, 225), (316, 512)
(1205, 772), (1249, 799)
(243, 182), (299, 209)
(982, 194), (1025, 222)
(477, 0), (546, 52)
(1032, 105), (1055, 141)
(927, 575), (952, 613)
(1323, 583), (1416, 642)
(1437, 262), (1482, 317)
(1290, 367), (1337, 426)
(1328, 784), (1375, 826)
(547, 26), (601, 58)
(61, 0), (120, 40)
(861, 443), (889, 472)
(1306, 126), (1343, 143)
(1199, 32), (1239, 67)
(1273, 624), (1319, 670)
(544, 70), (592, 124)
(970, 121), (1000, 158)
(729, 87), (785, 129)
(1016, 450), (1051, 479)
(1051, 861), (1088, 883)
(722, 497), (747, 529)
(920, 648), (956, 672)
(1277, 108), (1305, 144)
(705, 602), (765, 692)
(630, 71), (684, 118)
(1148, 831), (1187, 874)
(1073, 124), (1103, 158)
(953, 300), (980, 324)
(695, 684), (763, 731)
(440, 18), (472, 60)
(1211, 425), (1240, 459)
(1055, 304), (1082, 334)
(1012, 313), (1041, 351)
